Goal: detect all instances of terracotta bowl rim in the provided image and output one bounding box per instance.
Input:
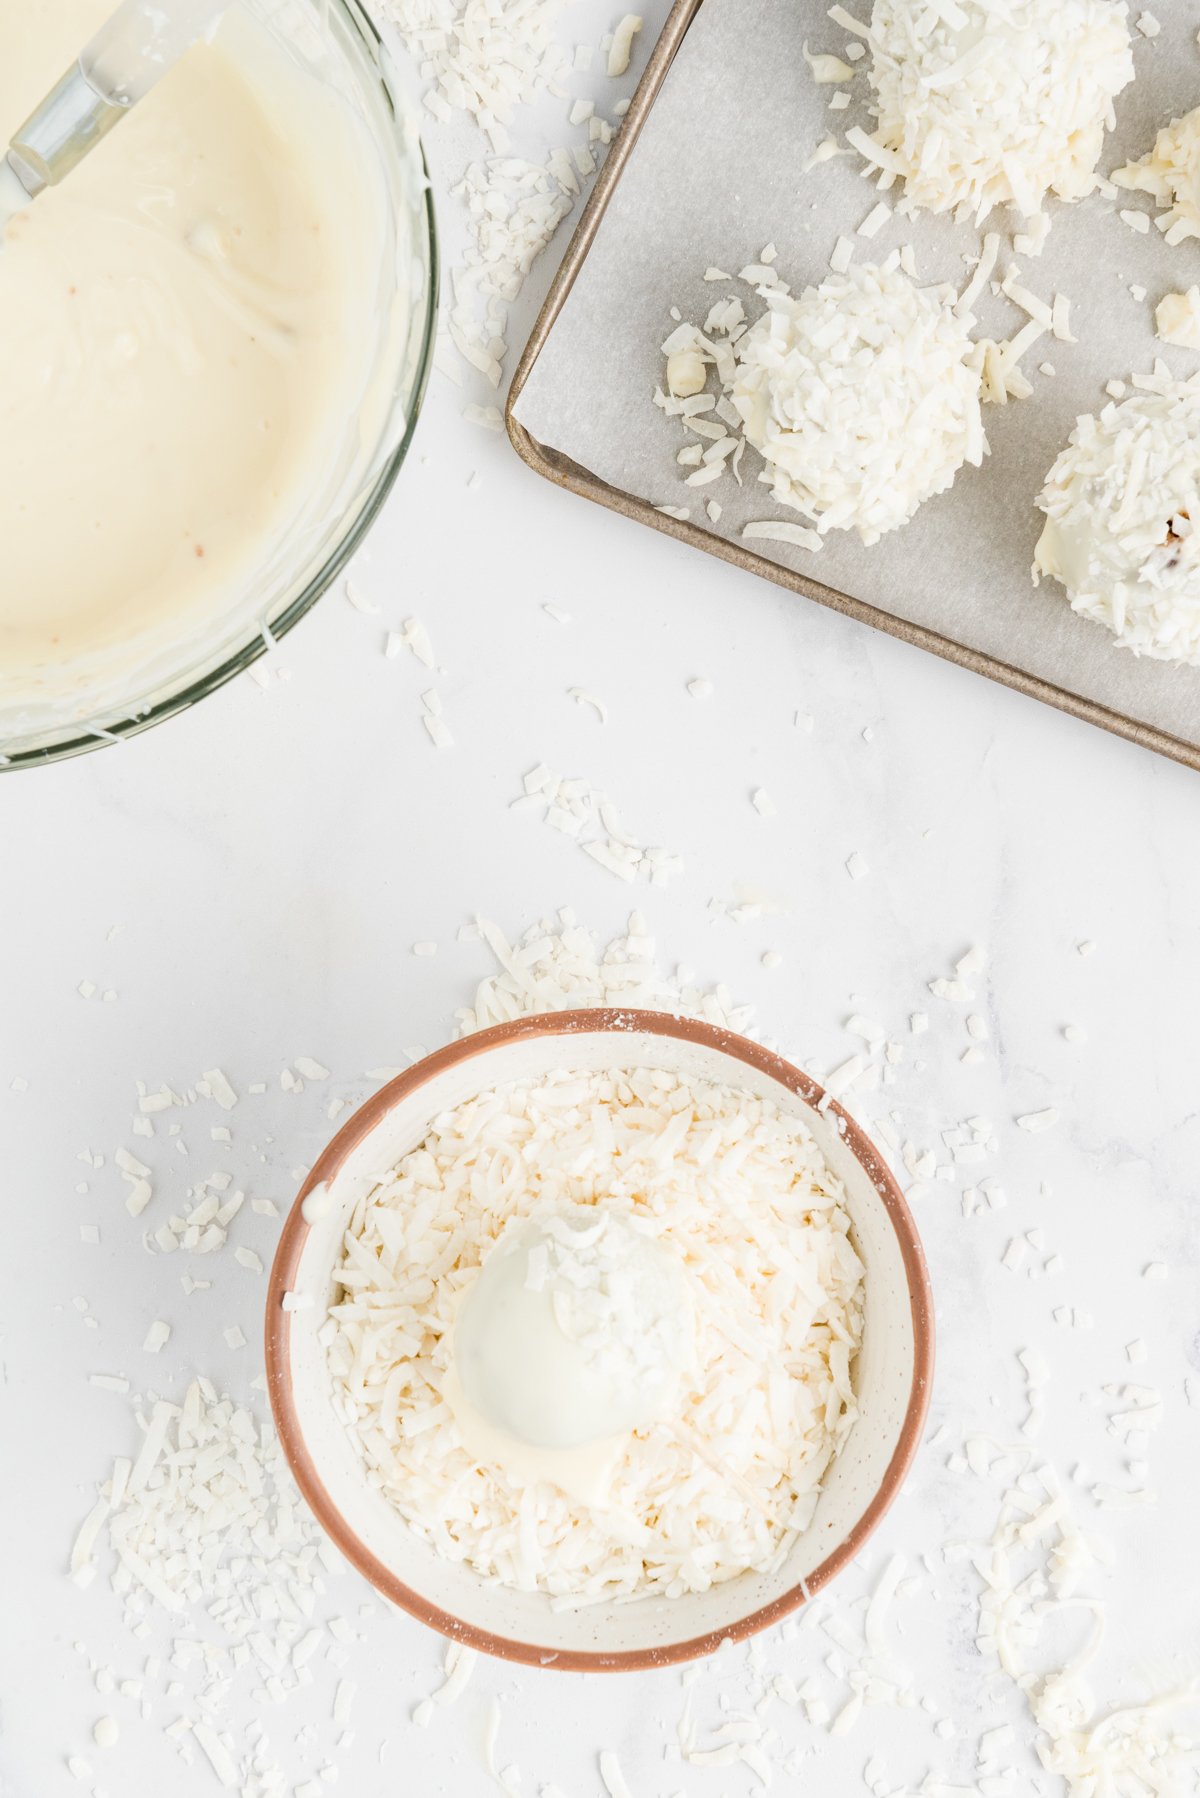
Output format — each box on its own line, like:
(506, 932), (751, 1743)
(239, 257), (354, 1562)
(264, 1006), (935, 1671)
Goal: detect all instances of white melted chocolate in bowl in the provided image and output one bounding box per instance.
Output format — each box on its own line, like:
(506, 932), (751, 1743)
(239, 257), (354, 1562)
(0, 0), (434, 766)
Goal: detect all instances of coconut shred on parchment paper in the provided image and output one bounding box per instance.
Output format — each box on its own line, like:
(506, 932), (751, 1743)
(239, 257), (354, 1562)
(510, 0), (1200, 755)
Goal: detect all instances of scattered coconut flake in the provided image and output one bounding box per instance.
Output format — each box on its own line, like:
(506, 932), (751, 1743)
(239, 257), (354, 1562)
(804, 136), (847, 172)
(1156, 287), (1200, 349)
(973, 1449), (1199, 1789)
(201, 1069), (238, 1112)
(743, 520), (823, 552)
(192, 1721), (241, 1788)
(805, 42), (857, 82)
(568, 687), (609, 724)
(514, 766), (684, 886)
(379, 0), (573, 139)
(344, 577), (377, 614)
(830, 233), (855, 273)
(607, 13), (642, 77)
(446, 150), (580, 383)
(72, 1373), (338, 1792)
(423, 708), (455, 749)
(1016, 1108), (1059, 1133)
(957, 231), (1001, 316)
(599, 1750), (634, 1798)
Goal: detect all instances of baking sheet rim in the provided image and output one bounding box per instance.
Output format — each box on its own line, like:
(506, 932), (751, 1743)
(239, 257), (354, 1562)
(505, 0), (1199, 774)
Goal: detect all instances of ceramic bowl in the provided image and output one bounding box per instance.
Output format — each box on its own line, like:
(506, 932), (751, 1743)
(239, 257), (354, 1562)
(265, 1008), (934, 1669)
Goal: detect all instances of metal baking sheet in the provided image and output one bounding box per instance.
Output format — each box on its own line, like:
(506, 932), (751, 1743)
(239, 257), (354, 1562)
(507, 0), (1200, 769)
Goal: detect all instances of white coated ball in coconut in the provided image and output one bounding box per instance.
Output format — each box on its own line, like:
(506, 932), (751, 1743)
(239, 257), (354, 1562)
(455, 1205), (693, 1450)
(862, 0), (1134, 220)
(729, 262), (986, 546)
(1035, 379), (1200, 666)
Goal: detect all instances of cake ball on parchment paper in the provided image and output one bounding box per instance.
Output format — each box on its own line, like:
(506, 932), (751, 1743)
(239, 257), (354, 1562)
(1034, 374), (1200, 666)
(852, 0), (1134, 222)
(1114, 106), (1200, 247)
(728, 262), (987, 546)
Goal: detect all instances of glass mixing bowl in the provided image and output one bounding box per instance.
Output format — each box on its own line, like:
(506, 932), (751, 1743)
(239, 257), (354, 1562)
(0, 0), (437, 770)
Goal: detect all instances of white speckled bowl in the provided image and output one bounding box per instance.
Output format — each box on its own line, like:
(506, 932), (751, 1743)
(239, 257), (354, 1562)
(265, 1009), (934, 1669)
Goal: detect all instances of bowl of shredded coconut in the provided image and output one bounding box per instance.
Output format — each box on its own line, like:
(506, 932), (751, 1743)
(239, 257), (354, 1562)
(266, 1009), (932, 1668)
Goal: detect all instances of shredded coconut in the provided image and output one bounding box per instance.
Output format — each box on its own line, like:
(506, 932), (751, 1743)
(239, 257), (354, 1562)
(804, 42), (858, 83)
(378, 0), (572, 143)
(607, 14), (642, 78)
(858, 0), (1133, 222)
(444, 151), (581, 386)
(457, 911), (756, 1037)
(515, 764), (684, 886)
(973, 1451), (1200, 1794)
(70, 1378), (338, 1788)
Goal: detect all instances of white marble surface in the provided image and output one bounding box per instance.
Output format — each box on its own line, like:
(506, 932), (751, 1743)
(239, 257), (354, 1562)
(3, 6), (1200, 1795)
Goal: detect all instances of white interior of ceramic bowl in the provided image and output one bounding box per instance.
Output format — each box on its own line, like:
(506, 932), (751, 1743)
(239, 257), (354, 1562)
(280, 1027), (921, 1661)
